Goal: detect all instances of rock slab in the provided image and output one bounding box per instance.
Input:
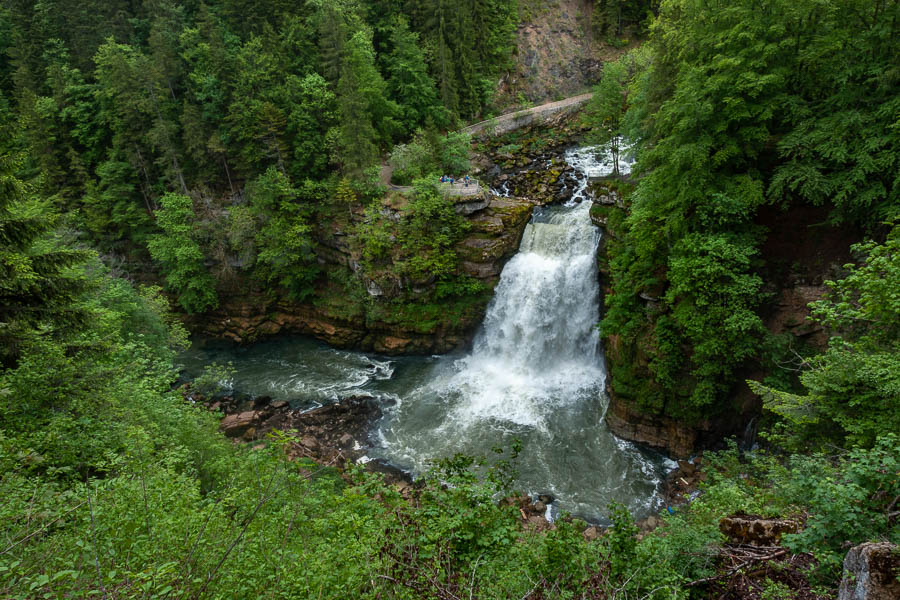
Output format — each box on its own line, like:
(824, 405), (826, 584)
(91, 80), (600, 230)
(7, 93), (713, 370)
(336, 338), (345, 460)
(719, 514), (800, 547)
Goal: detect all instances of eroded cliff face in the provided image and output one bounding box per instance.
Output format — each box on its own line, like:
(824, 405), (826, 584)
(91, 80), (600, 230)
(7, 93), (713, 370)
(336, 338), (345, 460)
(497, 0), (635, 107)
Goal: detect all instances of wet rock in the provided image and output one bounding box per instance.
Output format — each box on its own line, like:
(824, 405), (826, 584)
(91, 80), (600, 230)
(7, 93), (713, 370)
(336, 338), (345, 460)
(253, 395), (272, 409)
(533, 501), (547, 514)
(395, 480), (414, 500)
(677, 460), (697, 477)
(538, 494), (554, 504)
(605, 391), (700, 459)
(300, 435), (320, 451)
(452, 193), (491, 215)
(839, 542), (900, 600)
(719, 514), (800, 546)
(220, 411), (262, 438)
(271, 400), (288, 410)
(374, 336), (412, 354)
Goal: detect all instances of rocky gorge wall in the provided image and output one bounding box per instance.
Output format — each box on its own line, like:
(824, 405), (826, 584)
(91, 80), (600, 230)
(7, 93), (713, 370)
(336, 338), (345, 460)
(188, 115), (590, 354)
(187, 192), (534, 354)
(590, 185), (862, 458)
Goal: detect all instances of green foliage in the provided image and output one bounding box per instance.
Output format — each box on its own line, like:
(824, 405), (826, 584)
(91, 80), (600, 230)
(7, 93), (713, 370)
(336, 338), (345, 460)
(405, 0), (518, 117)
(192, 361), (235, 398)
(677, 438), (900, 584)
(582, 56), (631, 176)
(147, 193), (218, 314)
(780, 436), (900, 580)
(355, 177), (471, 293)
(600, 0), (900, 417)
(605, 502), (639, 573)
(592, 0), (656, 37)
(666, 230), (764, 407)
(385, 16), (446, 133)
(388, 130), (471, 185)
(245, 168), (321, 300)
(389, 134), (435, 184)
(0, 151), (90, 366)
(333, 29), (401, 175)
(752, 223), (900, 447)
(416, 450), (521, 560)
(399, 179), (470, 282)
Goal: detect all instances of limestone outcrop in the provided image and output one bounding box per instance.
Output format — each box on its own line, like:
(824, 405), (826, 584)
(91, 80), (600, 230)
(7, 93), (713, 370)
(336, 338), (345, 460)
(189, 194), (533, 354)
(603, 392), (701, 459)
(719, 514), (801, 547)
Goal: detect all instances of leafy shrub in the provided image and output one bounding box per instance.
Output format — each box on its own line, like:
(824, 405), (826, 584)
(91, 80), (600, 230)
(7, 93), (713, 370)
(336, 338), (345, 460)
(147, 193), (218, 314)
(389, 130), (471, 185)
(192, 361), (235, 397)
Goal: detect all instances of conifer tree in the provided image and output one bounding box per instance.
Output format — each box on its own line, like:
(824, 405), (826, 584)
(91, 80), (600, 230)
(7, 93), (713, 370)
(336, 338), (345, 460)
(385, 16), (443, 133)
(0, 131), (89, 366)
(334, 30), (399, 175)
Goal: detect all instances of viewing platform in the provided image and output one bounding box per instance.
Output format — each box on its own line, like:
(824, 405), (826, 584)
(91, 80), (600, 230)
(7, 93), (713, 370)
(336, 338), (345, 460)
(438, 179), (482, 196)
(386, 179), (483, 197)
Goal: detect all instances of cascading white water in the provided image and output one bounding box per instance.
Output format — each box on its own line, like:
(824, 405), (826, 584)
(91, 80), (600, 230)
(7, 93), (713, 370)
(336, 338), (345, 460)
(446, 200), (604, 429)
(372, 144), (668, 522)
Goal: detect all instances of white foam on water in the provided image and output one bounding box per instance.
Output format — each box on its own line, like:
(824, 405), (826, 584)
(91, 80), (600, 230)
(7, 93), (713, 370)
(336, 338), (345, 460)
(373, 145), (668, 522)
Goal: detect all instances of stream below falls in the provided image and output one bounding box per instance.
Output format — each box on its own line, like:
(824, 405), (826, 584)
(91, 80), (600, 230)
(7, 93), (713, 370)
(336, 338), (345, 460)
(178, 145), (674, 523)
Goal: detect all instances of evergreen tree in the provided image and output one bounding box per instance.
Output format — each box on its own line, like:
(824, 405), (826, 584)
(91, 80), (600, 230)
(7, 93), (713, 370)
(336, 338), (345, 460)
(385, 16), (444, 133)
(93, 39), (159, 213)
(0, 147), (89, 366)
(225, 37), (289, 175)
(334, 30), (400, 175)
(286, 73), (336, 179)
(247, 168), (319, 299)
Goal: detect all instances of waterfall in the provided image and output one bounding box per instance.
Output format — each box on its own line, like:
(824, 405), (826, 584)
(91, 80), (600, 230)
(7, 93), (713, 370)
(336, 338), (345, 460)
(179, 143), (670, 521)
(445, 200), (604, 428)
(372, 144), (668, 522)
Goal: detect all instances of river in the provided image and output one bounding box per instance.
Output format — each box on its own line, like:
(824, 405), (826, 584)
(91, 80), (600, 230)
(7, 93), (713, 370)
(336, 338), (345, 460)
(178, 144), (674, 523)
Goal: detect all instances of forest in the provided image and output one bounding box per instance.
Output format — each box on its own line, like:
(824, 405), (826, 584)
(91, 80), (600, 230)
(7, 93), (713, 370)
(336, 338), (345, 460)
(2, 0), (899, 598)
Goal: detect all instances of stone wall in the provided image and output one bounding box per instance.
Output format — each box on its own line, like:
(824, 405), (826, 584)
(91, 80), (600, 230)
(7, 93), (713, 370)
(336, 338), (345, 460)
(461, 93), (593, 137)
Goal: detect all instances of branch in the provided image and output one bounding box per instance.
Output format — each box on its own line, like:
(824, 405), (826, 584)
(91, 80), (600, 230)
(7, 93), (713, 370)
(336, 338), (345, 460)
(0, 500), (87, 557)
(191, 467), (282, 600)
(87, 491), (108, 600)
(686, 549), (787, 587)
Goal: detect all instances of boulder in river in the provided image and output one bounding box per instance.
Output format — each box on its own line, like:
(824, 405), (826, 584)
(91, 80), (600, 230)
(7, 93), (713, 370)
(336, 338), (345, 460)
(220, 411), (262, 438)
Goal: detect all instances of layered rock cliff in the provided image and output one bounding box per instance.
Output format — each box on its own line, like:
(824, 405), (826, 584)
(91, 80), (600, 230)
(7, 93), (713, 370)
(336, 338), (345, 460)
(188, 191), (534, 354)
